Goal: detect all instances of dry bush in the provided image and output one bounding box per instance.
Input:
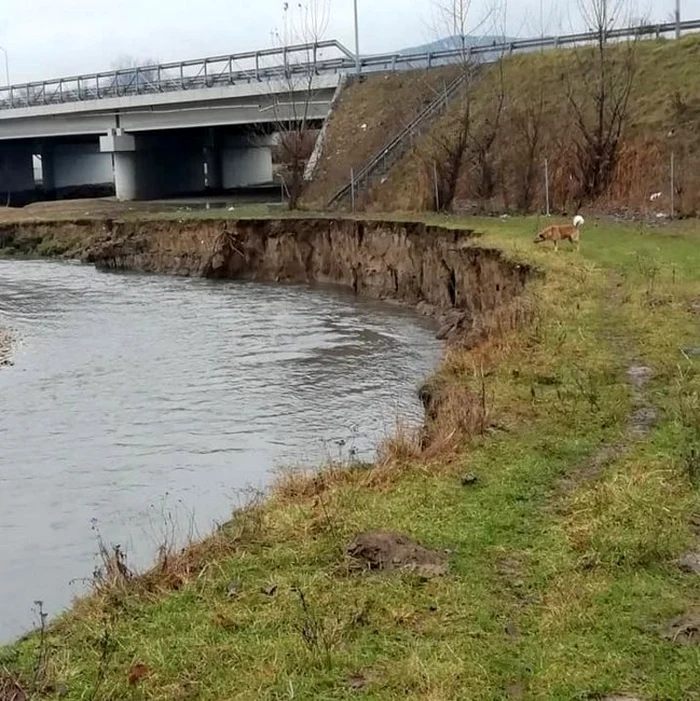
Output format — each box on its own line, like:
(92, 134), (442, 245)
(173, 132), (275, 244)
(91, 499), (264, 600)
(376, 420), (424, 467)
(0, 673), (27, 701)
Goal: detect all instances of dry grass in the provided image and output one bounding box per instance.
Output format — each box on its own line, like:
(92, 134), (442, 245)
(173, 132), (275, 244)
(364, 34), (700, 216)
(301, 67), (459, 209)
(4, 215), (700, 700)
(0, 672), (26, 701)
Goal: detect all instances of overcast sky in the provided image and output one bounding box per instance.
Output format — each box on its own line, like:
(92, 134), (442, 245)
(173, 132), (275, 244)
(1, 0), (695, 83)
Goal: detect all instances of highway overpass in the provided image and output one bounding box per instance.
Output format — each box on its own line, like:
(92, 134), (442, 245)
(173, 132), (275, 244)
(0, 42), (346, 202)
(0, 20), (697, 204)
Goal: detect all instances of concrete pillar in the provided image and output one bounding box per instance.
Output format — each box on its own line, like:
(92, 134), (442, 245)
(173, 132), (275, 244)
(221, 147), (273, 189)
(39, 145), (55, 196)
(204, 146), (222, 191)
(113, 152), (137, 201)
(99, 129), (137, 201)
(0, 144), (36, 205)
(204, 128), (222, 191)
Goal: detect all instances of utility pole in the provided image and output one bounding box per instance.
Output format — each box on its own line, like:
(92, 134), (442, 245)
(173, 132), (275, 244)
(353, 0), (361, 75)
(0, 46), (10, 87)
(675, 0), (681, 39)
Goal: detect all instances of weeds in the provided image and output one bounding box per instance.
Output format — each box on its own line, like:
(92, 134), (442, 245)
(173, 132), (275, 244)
(634, 251), (661, 301)
(674, 365), (700, 485)
(0, 672), (26, 701)
(292, 587), (339, 670)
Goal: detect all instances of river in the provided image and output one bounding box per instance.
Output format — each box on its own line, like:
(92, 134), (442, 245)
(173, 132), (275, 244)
(0, 258), (441, 642)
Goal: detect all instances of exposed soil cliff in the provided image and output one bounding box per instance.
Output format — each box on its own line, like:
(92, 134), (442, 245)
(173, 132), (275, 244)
(0, 217), (532, 344)
(82, 218), (532, 343)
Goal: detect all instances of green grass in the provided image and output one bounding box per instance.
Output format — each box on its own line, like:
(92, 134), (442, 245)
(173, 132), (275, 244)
(4, 214), (700, 700)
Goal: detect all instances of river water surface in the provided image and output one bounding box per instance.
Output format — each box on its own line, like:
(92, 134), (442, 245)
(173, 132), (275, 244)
(0, 259), (441, 641)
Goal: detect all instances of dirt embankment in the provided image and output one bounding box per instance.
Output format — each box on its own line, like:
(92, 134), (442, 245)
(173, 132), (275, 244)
(85, 218), (532, 343)
(0, 217), (532, 345)
(345, 35), (700, 217)
(301, 67), (459, 209)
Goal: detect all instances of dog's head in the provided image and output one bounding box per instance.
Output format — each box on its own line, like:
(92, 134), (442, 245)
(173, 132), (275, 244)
(573, 215), (585, 229)
(533, 231), (545, 243)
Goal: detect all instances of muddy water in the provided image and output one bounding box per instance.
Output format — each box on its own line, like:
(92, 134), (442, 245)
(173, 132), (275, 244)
(0, 259), (441, 641)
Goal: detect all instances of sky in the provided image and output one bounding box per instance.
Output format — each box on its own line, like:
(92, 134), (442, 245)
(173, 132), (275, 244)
(1, 0), (696, 83)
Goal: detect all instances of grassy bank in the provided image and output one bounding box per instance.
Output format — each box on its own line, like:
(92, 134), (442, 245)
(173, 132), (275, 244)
(3, 215), (700, 700)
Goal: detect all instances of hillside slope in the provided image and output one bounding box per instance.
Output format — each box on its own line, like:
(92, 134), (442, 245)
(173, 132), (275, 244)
(301, 66), (458, 209)
(352, 34), (700, 216)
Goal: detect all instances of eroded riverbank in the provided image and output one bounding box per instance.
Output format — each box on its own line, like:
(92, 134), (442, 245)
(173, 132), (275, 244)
(0, 217), (533, 345)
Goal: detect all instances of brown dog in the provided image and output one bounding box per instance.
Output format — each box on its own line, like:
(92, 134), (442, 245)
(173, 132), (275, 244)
(534, 216), (585, 251)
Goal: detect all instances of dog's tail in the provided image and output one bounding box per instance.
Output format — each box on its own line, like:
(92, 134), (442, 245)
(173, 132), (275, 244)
(573, 215), (585, 229)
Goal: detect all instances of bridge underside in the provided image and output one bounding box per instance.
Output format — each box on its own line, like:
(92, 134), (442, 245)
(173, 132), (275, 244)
(0, 123), (322, 204)
(0, 75), (337, 203)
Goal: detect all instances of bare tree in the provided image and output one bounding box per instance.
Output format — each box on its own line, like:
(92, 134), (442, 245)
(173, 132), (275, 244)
(268, 0), (330, 210)
(507, 82), (546, 211)
(418, 0), (506, 212)
(567, 0), (641, 204)
(111, 55), (161, 92)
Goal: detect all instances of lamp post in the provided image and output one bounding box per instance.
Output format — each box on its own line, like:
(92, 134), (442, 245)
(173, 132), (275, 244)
(353, 0), (361, 75)
(0, 46), (9, 87)
(675, 0), (681, 39)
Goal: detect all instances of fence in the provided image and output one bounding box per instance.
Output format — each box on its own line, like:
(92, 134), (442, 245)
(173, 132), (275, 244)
(328, 71), (469, 209)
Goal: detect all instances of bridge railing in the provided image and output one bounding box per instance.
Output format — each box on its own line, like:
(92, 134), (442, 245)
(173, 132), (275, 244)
(0, 40), (354, 110)
(1, 19), (700, 111)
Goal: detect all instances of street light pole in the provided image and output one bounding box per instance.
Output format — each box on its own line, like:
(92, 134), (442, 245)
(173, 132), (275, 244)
(675, 0), (681, 39)
(0, 46), (9, 87)
(353, 0), (361, 75)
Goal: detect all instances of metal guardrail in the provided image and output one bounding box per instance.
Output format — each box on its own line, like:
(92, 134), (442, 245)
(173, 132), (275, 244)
(0, 40), (354, 110)
(1, 18), (699, 111)
(327, 71), (469, 208)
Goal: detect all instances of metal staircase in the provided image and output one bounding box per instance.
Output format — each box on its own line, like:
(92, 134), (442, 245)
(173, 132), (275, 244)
(325, 70), (468, 209)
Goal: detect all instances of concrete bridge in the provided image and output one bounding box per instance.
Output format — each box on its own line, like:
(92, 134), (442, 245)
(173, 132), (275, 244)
(2, 20), (697, 204)
(0, 42), (349, 202)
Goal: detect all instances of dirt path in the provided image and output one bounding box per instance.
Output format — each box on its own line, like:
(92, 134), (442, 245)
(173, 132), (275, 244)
(554, 272), (657, 499)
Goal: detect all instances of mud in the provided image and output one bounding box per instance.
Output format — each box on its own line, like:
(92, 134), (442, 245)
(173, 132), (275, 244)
(0, 217), (533, 344)
(346, 531), (449, 578)
(677, 551), (700, 575)
(662, 612), (700, 645)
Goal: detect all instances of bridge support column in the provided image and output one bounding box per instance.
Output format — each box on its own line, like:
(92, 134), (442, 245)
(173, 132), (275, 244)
(100, 129), (137, 201)
(0, 144), (36, 205)
(38, 145), (56, 196)
(204, 129), (222, 191)
(114, 153), (137, 201)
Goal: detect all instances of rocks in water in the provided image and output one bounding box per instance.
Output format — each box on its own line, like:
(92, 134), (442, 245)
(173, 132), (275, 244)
(346, 531), (449, 578)
(677, 552), (700, 575)
(0, 327), (13, 367)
